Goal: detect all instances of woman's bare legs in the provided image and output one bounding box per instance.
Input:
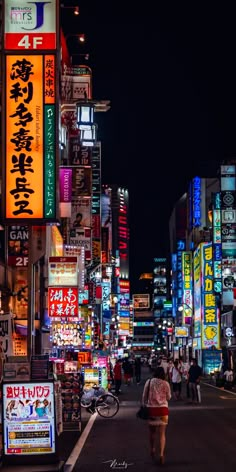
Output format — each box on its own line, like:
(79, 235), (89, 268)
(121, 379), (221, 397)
(148, 425), (157, 456)
(159, 425), (167, 463)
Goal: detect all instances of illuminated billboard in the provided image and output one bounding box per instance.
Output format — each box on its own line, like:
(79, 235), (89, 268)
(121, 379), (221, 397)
(48, 287), (78, 317)
(201, 243), (220, 349)
(48, 257), (78, 287)
(175, 326), (189, 337)
(193, 245), (201, 337)
(5, 54), (57, 221)
(182, 251), (193, 324)
(3, 381), (56, 456)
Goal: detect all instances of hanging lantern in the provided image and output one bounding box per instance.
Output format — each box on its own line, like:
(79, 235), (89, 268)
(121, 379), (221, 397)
(80, 124), (97, 147)
(76, 97), (95, 129)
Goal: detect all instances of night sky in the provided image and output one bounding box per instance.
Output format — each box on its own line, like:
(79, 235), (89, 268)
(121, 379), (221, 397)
(62, 3), (235, 293)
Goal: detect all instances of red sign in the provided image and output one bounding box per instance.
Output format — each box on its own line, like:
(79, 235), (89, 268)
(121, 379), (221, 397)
(5, 33), (56, 50)
(48, 287), (78, 317)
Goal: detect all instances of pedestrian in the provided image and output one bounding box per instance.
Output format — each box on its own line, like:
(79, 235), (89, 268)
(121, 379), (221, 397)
(188, 358), (202, 403)
(167, 358), (174, 383)
(183, 359), (191, 399)
(142, 366), (171, 465)
(171, 359), (182, 400)
(113, 358), (122, 395)
(122, 357), (133, 386)
(223, 367), (234, 390)
(160, 356), (168, 378)
(134, 356), (142, 384)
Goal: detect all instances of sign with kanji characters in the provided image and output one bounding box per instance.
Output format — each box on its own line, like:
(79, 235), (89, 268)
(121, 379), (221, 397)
(2, 381), (56, 456)
(182, 251), (193, 324)
(201, 242), (220, 349)
(0, 313), (14, 358)
(48, 287), (78, 317)
(5, 54), (57, 222)
(48, 257), (78, 287)
(4, 0), (57, 50)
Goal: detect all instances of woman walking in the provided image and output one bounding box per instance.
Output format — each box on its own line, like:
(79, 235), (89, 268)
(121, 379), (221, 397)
(171, 359), (183, 400)
(142, 366), (171, 465)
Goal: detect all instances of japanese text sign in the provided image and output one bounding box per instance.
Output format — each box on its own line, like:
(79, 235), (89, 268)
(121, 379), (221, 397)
(5, 54), (56, 221)
(48, 257), (78, 286)
(201, 243), (220, 349)
(48, 287), (78, 317)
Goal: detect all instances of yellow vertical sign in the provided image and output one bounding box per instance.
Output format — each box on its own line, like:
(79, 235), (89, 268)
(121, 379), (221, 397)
(6, 55), (43, 219)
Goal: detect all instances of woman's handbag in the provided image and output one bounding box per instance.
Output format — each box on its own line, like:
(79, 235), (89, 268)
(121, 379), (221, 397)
(136, 379), (151, 420)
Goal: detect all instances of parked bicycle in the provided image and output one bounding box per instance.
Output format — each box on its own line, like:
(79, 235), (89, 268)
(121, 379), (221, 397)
(80, 385), (119, 418)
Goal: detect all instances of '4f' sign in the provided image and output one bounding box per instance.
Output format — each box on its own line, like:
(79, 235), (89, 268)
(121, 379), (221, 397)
(18, 35), (43, 49)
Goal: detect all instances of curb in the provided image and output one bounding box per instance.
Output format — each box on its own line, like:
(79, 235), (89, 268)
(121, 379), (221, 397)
(203, 381), (236, 396)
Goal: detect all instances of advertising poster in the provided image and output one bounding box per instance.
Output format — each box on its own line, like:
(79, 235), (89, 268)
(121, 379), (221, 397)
(3, 381), (55, 455)
(71, 198), (92, 229)
(51, 322), (82, 348)
(83, 368), (99, 388)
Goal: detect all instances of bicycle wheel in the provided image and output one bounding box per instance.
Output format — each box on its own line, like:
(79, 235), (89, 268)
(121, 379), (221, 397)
(95, 393), (119, 418)
(80, 392), (92, 408)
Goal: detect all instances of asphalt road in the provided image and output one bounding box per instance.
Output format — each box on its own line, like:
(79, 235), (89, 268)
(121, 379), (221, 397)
(67, 365), (236, 472)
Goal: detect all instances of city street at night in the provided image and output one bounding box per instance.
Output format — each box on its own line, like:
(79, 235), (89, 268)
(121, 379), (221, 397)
(64, 366), (236, 472)
(1, 2), (236, 471)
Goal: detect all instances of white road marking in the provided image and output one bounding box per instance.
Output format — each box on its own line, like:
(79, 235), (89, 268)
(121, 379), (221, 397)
(63, 412), (98, 472)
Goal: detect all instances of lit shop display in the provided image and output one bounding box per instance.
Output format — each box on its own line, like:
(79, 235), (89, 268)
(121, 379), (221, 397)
(53, 358), (82, 431)
(83, 367), (99, 388)
(92, 354), (109, 389)
(2, 382), (56, 458)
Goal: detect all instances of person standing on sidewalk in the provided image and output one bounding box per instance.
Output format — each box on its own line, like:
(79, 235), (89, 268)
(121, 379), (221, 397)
(113, 358), (122, 395)
(142, 366), (171, 465)
(122, 357), (133, 385)
(223, 367), (234, 390)
(171, 360), (183, 400)
(134, 356), (142, 384)
(188, 358), (202, 403)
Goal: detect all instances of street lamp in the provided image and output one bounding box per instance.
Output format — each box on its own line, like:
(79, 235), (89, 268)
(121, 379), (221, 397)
(76, 97), (95, 127)
(61, 5), (80, 16)
(76, 92), (97, 147)
(79, 124), (97, 147)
